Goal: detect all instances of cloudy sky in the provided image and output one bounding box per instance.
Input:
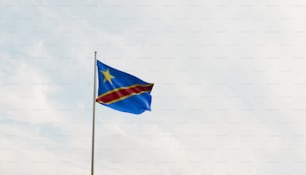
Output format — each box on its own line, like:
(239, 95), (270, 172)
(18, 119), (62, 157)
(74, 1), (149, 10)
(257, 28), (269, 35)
(0, 0), (305, 174)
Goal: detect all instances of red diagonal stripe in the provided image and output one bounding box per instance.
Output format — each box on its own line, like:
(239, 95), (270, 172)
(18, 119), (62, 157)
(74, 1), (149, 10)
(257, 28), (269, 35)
(96, 84), (153, 104)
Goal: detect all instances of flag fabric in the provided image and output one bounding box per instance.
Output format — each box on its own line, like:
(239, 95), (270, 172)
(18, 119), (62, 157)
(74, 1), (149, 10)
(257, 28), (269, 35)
(95, 60), (154, 114)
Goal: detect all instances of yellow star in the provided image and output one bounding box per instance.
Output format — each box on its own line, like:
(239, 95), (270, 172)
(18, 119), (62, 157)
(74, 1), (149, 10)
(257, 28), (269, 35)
(101, 69), (115, 84)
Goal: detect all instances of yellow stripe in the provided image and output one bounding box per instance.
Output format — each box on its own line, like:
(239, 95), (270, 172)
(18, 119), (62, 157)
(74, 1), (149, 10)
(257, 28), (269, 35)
(97, 83), (153, 99)
(102, 89), (151, 104)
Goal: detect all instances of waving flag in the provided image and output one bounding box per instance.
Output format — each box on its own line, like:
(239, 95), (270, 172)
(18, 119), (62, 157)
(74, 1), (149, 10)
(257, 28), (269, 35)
(96, 60), (154, 114)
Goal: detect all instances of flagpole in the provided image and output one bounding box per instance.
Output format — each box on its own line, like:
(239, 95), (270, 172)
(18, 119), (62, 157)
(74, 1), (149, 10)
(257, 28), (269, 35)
(91, 51), (97, 175)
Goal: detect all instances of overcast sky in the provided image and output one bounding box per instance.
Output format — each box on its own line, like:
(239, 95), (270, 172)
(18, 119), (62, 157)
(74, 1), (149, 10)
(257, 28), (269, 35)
(0, 0), (305, 174)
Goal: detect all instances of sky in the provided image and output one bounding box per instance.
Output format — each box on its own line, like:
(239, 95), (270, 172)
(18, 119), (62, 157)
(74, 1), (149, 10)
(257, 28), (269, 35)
(0, 0), (305, 174)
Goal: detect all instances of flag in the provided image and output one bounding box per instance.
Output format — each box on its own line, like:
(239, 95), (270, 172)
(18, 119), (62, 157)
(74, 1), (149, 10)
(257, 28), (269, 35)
(95, 60), (154, 114)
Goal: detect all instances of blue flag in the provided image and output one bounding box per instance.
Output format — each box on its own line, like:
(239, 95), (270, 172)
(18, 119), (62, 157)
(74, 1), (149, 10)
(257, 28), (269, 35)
(96, 60), (154, 114)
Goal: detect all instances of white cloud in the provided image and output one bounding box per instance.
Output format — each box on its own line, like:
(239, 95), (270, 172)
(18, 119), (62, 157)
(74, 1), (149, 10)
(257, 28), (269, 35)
(0, 0), (305, 174)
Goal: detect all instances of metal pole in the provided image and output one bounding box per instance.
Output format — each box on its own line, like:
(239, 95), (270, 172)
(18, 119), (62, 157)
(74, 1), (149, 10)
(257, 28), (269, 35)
(91, 51), (97, 175)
